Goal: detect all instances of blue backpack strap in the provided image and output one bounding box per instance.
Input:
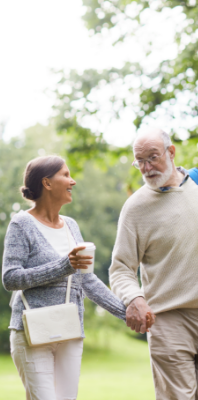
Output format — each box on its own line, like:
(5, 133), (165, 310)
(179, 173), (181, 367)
(188, 168), (198, 185)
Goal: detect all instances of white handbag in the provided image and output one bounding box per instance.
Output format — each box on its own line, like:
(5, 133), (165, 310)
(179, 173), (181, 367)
(20, 222), (81, 347)
(20, 275), (81, 347)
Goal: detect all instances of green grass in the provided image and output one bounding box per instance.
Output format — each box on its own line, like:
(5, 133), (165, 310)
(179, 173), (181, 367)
(0, 331), (155, 400)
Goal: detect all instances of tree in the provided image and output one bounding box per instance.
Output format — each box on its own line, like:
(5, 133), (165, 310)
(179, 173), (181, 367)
(82, 0), (198, 131)
(52, 0), (198, 166)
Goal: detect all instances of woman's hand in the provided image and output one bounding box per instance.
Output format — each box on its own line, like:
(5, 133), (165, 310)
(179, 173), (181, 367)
(68, 246), (93, 270)
(146, 312), (155, 332)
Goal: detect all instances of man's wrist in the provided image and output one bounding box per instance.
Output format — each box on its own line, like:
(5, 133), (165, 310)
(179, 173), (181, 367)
(128, 296), (144, 306)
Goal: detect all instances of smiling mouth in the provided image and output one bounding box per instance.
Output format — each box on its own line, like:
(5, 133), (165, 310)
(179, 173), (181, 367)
(67, 189), (72, 192)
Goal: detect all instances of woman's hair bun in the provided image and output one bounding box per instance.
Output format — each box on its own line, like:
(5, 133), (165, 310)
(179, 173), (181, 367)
(20, 186), (34, 200)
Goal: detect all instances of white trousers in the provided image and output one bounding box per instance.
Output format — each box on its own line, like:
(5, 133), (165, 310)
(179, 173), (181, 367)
(10, 330), (83, 400)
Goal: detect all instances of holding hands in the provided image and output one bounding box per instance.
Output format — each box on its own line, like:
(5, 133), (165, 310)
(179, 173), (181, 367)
(126, 296), (155, 334)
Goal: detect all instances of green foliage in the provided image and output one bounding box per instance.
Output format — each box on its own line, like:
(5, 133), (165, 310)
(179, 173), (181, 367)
(82, 0), (198, 130)
(82, 0), (147, 32)
(52, 0), (198, 147)
(82, 1), (198, 36)
(57, 122), (109, 175)
(174, 137), (198, 168)
(53, 66), (134, 175)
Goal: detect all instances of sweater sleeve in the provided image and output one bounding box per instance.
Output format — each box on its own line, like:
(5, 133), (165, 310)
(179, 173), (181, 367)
(82, 273), (126, 321)
(109, 204), (144, 307)
(2, 222), (76, 291)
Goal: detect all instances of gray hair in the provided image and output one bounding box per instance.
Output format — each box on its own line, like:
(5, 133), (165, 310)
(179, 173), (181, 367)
(161, 130), (172, 148)
(133, 128), (172, 151)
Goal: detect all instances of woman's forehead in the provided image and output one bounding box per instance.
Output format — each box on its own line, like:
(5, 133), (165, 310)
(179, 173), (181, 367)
(58, 163), (70, 174)
(62, 163), (69, 170)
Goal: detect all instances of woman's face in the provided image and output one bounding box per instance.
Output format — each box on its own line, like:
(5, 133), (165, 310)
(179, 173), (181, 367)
(48, 164), (76, 205)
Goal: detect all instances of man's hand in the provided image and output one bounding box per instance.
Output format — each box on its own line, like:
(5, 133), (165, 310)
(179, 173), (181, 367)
(126, 297), (155, 334)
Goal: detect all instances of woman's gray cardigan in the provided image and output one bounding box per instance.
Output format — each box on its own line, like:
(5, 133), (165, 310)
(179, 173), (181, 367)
(2, 210), (126, 337)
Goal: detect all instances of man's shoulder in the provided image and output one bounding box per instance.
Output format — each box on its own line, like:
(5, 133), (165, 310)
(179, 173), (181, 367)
(121, 185), (150, 215)
(126, 184), (150, 204)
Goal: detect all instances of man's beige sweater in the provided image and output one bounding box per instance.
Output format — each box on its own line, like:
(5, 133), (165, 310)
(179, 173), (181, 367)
(109, 177), (198, 313)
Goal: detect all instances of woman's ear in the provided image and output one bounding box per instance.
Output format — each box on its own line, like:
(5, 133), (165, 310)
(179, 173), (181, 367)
(42, 177), (52, 191)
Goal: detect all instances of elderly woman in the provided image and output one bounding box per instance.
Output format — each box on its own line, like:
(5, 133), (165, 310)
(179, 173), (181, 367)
(2, 155), (126, 400)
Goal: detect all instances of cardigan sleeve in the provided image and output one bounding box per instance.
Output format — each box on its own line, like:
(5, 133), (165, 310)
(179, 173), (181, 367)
(2, 221), (76, 291)
(81, 273), (126, 321)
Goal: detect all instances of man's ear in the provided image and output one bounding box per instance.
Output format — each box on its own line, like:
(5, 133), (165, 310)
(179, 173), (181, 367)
(42, 177), (52, 191)
(168, 145), (175, 161)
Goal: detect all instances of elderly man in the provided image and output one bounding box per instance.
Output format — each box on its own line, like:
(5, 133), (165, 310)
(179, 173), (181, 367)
(109, 128), (198, 400)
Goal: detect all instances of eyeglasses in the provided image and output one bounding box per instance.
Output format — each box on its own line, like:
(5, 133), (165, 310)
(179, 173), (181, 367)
(132, 147), (169, 170)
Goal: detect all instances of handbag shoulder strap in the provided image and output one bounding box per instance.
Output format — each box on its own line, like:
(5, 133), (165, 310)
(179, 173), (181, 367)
(65, 220), (74, 304)
(21, 219), (74, 309)
(20, 290), (30, 309)
(66, 275), (72, 303)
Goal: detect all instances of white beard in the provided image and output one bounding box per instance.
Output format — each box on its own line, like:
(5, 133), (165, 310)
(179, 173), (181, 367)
(143, 153), (173, 189)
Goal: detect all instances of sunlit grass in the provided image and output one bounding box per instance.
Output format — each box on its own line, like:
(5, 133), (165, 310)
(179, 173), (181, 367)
(0, 330), (155, 400)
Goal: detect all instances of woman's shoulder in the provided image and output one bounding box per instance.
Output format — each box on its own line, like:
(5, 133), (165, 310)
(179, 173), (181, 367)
(60, 214), (77, 224)
(4, 211), (37, 246)
(61, 215), (78, 227)
(7, 210), (36, 238)
(61, 215), (83, 243)
(10, 210), (32, 227)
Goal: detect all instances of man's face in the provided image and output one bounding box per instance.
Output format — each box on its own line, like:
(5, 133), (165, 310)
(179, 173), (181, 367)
(133, 136), (173, 189)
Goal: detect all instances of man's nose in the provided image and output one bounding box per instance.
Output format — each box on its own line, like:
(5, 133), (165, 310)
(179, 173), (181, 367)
(143, 160), (153, 173)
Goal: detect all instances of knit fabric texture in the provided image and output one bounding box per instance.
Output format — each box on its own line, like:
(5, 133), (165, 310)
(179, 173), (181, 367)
(109, 176), (198, 313)
(2, 211), (126, 336)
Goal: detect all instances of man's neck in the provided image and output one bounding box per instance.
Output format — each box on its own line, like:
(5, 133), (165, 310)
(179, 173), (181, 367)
(161, 165), (184, 188)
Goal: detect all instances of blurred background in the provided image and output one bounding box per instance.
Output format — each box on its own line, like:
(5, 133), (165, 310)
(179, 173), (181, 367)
(1, 0), (198, 399)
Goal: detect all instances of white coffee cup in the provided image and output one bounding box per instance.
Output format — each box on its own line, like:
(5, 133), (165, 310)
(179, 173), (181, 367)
(77, 242), (96, 274)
